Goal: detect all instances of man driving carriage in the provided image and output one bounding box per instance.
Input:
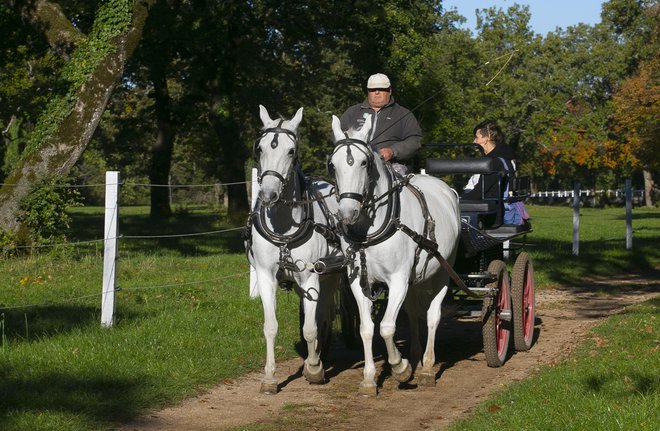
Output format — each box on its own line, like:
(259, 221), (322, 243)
(340, 73), (422, 176)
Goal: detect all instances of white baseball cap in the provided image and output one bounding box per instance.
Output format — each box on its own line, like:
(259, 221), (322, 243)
(366, 73), (391, 90)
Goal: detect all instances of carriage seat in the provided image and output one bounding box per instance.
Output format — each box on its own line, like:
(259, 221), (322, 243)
(425, 157), (504, 213)
(458, 200), (499, 213)
(425, 157), (499, 176)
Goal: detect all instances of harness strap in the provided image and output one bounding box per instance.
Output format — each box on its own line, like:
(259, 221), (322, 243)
(396, 222), (479, 298)
(338, 162), (401, 247)
(247, 169), (345, 275)
(403, 181), (435, 282)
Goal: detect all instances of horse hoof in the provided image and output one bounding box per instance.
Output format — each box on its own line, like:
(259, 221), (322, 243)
(392, 360), (413, 383)
(260, 379), (278, 394)
(358, 382), (378, 397)
(418, 372), (436, 387)
(303, 363), (325, 384)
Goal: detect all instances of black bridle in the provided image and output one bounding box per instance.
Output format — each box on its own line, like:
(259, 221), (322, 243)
(328, 137), (375, 204)
(253, 120), (299, 185)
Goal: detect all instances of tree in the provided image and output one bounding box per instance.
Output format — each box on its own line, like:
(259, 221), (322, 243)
(611, 55), (660, 206)
(0, 0), (156, 235)
(605, 0), (659, 205)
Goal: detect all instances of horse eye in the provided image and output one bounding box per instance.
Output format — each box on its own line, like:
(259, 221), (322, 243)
(360, 160), (368, 167)
(288, 148), (295, 157)
(255, 146), (263, 155)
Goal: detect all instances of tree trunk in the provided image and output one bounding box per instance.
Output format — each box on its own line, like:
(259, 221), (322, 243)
(0, 0), (156, 234)
(643, 169), (654, 207)
(207, 98), (249, 224)
(148, 63), (174, 219)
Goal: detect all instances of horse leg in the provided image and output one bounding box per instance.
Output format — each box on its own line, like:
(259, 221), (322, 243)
(301, 275), (325, 384)
(419, 284), (449, 387)
(403, 294), (422, 370)
(380, 276), (412, 383)
(257, 270), (279, 394)
(350, 279), (377, 396)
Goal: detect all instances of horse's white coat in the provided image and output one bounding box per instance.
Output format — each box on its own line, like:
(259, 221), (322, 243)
(248, 106), (341, 393)
(330, 114), (461, 394)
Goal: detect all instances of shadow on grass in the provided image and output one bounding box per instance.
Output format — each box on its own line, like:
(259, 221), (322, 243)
(67, 210), (244, 256)
(528, 233), (660, 288)
(1, 305), (97, 344)
(0, 372), (150, 425)
(0, 305), (144, 345)
(584, 372), (658, 396)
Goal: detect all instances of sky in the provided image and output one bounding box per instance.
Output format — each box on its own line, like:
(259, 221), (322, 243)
(442, 0), (606, 35)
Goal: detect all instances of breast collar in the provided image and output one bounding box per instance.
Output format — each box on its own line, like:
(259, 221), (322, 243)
(250, 169), (317, 249)
(338, 162), (402, 248)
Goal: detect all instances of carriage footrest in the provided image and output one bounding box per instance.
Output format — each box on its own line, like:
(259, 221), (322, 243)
(460, 222), (503, 256)
(484, 221), (532, 239)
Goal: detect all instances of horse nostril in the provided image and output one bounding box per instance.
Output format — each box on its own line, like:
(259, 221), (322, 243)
(258, 189), (279, 204)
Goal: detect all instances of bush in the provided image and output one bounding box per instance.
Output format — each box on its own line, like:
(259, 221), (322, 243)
(17, 182), (82, 245)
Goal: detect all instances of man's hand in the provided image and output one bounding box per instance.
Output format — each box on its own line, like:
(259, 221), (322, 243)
(378, 147), (393, 161)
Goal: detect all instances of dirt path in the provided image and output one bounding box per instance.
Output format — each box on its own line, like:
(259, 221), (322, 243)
(121, 274), (658, 431)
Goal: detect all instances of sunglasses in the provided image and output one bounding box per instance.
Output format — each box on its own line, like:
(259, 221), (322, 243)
(368, 88), (391, 93)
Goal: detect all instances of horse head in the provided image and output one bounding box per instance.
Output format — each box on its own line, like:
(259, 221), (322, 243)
(329, 114), (376, 225)
(254, 105), (303, 206)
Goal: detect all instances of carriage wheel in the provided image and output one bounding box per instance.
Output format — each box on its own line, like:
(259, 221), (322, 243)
(338, 273), (361, 349)
(482, 259), (512, 367)
(512, 252), (535, 351)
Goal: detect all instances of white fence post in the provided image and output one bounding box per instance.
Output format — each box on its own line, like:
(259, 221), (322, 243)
(572, 181), (580, 256)
(249, 168), (259, 295)
(101, 171), (120, 327)
(625, 179), (633, 250)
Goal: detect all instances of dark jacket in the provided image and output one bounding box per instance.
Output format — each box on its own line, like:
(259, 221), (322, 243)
(462, 144), (517, 201)
(339, 97), (422, 162)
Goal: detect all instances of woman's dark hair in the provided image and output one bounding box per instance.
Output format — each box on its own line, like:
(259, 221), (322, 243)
(473, 120), (505, 146)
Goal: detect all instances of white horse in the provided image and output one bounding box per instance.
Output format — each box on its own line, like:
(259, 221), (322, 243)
(246, 105), (342, 394)
(329, 114), (461, 396)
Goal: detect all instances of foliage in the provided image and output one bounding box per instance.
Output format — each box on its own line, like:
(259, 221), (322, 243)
(16, 183), (82, 245)
(0, 4), (67, 181)
(1, 0), (658, 222)
(25, 0), (135, 156)
(610, 41), (660, 173)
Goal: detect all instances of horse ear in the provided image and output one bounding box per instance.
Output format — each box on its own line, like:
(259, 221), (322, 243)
(259, 105), (273, 126)
(289, 107), (304, 130)
(331, 115), (344, 142)
(356, 114), (372, 142)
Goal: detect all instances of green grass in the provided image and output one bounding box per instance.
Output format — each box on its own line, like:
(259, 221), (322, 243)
(525, 204), (660, 287)
(0, 206), (303, 430)
(446, 297), (660, 431)
(0, 204), (658, 430)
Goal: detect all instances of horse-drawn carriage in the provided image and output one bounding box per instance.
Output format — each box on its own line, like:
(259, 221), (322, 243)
(336, 143), (536, 370)
(247, 107), (536, 396)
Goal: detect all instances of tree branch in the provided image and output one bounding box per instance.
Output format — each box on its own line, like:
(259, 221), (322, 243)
(10, 0), (86, 55)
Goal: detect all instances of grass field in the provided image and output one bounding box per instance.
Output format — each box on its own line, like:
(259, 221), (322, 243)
(447, 297), (659, 431)
(0, 203), (658, 430)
